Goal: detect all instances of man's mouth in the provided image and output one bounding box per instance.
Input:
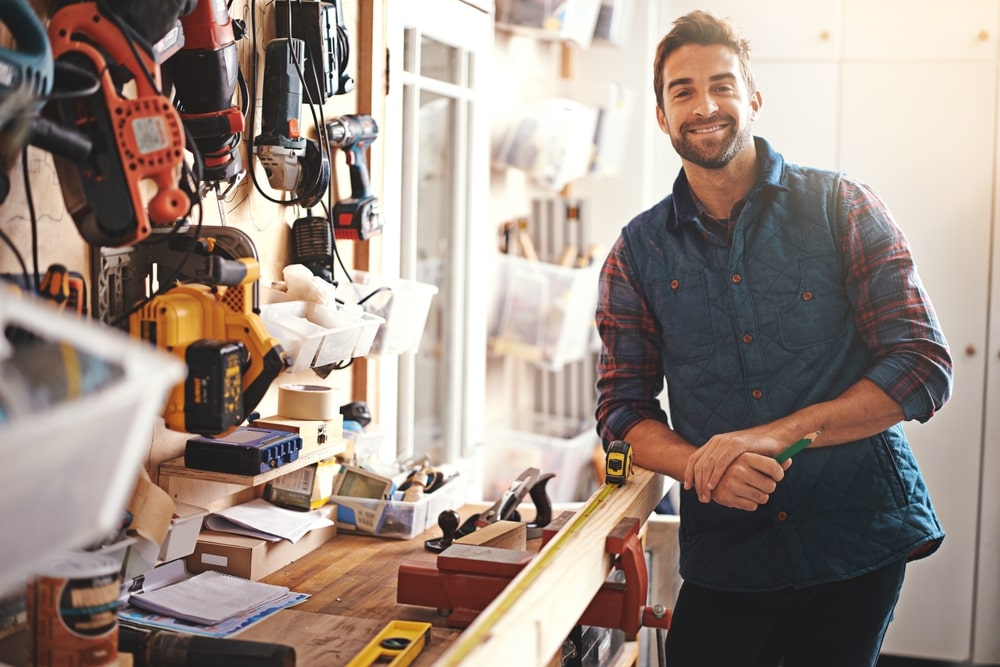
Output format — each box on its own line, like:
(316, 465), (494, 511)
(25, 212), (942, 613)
(687, 123), (727, 135)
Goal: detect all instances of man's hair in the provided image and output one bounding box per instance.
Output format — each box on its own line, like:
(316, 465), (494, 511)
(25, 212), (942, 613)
(653, 10), (755, 111)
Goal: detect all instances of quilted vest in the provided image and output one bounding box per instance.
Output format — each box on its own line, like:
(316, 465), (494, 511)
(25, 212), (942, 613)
(621, 138), (943, 591)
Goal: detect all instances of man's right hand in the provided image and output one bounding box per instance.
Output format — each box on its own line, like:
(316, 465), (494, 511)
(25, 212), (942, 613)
(704, 453), (791, 511)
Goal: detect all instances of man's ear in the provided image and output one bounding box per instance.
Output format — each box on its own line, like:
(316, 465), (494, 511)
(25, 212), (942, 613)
(655, 105), (670, 135)
(750, 90), (763, 121)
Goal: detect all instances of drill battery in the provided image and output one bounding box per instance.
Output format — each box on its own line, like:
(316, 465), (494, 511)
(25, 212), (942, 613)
(185, 426), (303, 475)
(180, 340), (245, 436)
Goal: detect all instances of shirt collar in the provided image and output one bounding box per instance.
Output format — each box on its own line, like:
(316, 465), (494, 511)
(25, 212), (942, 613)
(667, 137), (790, 232)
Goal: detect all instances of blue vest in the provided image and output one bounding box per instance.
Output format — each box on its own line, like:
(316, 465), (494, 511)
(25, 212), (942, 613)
(621, 139), (943, 590)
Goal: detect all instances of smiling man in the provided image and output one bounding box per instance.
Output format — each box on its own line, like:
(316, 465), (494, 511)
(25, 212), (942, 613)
(594, 10), (953, 667)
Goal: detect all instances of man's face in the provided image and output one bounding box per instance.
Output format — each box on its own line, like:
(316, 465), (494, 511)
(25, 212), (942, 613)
(655, 43), (761, 169)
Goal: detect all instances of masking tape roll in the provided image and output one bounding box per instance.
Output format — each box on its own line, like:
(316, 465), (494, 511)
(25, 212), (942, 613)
(278, 383), (340, 420)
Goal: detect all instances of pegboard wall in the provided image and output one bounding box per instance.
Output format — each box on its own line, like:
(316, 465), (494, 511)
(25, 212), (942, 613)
(0, 0), (386, 479)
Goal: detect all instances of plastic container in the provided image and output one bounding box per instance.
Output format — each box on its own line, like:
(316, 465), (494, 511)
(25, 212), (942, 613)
(482, 413), (598, 503)
(260, 300), (383, 372)
(335, 271), (438, 356)
(0, 291), (184, 594)
(333, 474), (468, 539)
(495, 0), (603, 48)
(489, 254), (600, 370)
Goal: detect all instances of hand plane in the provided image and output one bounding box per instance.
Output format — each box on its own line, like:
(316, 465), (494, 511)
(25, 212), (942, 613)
(424, 467), (554, 553)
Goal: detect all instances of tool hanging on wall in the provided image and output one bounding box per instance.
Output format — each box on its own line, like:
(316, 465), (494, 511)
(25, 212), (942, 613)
(163, 0), (248, 201)
(253, 37), (329, 209)
(129, 257), (288, 436)
(274, 0), (354, 105)
(326, 114), (382, 240)
(44, 2), (191, 247)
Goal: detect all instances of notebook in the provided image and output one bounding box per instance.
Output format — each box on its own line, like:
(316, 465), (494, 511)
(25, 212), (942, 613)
(128, 570), (289, 625)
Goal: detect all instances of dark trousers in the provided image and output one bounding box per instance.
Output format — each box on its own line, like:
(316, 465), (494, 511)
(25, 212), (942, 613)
(663, 558), (907, 667)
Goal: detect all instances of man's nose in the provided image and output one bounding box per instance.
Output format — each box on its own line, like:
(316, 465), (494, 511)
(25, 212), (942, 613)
(694, 92), (719, 117)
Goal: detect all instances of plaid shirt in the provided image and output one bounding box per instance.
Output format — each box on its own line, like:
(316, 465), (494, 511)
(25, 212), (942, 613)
(594, 138), (951, 590)
(596, 142), (952, 446)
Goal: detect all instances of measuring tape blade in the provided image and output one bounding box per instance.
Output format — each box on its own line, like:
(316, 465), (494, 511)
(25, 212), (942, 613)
(346, 620), (431, 667)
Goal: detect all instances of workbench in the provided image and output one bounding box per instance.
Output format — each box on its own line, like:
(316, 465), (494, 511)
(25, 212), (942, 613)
(0, 469), (667, 666)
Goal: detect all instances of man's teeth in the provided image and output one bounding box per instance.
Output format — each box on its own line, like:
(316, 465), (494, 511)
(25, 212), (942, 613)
(691, 125), (724, 133)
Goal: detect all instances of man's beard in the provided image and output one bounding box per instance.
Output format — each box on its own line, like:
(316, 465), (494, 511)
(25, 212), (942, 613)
(670, 119), (752, 169)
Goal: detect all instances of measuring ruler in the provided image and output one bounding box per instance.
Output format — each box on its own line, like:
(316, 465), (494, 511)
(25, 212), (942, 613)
(346, 620), (431, 667)
(438, 443), (636, 667)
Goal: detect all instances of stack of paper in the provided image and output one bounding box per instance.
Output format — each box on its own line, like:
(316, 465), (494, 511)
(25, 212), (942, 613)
(128, 570), (289, 625)
(205, 498), (334, 543)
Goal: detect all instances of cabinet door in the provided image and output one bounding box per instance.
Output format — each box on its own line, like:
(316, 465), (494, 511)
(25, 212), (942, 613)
(844, 0), (998, 60)
(839, 61), (994, 662)
(660, 0), (841, 60)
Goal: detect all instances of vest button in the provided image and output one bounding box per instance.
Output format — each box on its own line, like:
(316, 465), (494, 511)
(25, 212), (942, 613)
(742, 333), (753, 344)
(802, 290), (814, 301)
(731, 273), (742, 284)
(777, 511), (788, 522)
(751, 389), (763, 400)
(670, 279), (680, 290)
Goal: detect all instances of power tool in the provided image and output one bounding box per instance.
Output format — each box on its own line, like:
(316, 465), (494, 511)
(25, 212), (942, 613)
(326, 114), (383, 240)
(129, 257), (288, 437)
(253, 37), (329, 209)
(0, 0), (53, 201)
(43, 2), (191, 247)
(164, 0), (247, 191)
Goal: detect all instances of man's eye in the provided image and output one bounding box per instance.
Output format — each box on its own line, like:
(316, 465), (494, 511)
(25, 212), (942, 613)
(715, 85), (735, 94)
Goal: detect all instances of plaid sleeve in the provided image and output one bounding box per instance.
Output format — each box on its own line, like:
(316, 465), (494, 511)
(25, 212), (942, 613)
(594, 235), (671, 442)
(838, 177), (953, 422)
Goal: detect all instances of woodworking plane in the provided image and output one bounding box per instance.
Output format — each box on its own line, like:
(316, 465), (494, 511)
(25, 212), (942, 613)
(424, 467), (554, 553)
(398, 514), (671, 635)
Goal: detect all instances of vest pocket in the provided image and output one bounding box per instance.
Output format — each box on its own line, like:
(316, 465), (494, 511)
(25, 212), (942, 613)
(777, 254), (850, 350)
(651, 271), (719, 363)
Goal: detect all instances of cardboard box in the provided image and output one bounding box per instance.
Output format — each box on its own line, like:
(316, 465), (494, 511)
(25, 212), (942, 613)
(158, 501), (208, 562)
(186, 525), (338, 580)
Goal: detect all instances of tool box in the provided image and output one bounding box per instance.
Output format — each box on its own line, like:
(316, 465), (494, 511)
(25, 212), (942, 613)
(184, 426), (303, 475)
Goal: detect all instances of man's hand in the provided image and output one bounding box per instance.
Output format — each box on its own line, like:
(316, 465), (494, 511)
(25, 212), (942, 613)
(704, 452), (791, 511)
(684, 430), (786, 503)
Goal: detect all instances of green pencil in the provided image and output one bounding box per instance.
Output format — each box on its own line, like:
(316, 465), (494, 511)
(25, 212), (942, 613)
(775, 431), (821, 463)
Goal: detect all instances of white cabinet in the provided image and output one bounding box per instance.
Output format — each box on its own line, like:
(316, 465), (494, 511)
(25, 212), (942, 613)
(839, 60), (995, 661)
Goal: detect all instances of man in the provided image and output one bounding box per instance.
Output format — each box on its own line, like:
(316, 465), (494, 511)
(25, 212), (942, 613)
(594, 10), (952, 667)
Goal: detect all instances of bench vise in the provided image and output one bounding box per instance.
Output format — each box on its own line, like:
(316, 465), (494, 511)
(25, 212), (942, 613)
(397, 516), (671, 635)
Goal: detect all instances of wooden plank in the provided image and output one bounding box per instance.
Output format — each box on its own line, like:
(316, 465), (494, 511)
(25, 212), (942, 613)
(434, 468), (664, 666)
(455, 520), (526, 550)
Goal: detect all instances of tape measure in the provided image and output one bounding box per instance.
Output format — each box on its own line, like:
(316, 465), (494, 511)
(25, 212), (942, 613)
(439, 444), (636, 666)
(346, 620), (431, 667)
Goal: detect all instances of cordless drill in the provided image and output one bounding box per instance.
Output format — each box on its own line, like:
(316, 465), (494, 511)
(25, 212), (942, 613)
(326, 114), (383, 240)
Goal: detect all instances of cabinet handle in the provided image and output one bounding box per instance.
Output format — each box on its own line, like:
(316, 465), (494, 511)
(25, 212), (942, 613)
(979, 30), (990, 42)
(966, 344), (977, 356)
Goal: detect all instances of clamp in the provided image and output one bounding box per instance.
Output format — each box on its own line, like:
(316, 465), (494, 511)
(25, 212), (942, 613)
(398, 515), (670, 635)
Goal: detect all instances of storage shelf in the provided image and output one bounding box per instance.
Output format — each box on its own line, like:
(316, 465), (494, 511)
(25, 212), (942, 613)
(158, 440), (348, 511)
(160, 440), (347, 485)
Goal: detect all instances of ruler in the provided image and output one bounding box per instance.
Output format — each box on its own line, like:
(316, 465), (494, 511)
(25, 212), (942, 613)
(438, 481), (622, 666)
(346, 620), (431, 667)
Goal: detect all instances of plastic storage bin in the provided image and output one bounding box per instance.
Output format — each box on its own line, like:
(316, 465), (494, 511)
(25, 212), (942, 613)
(483, 413), (598, 503)
(261, 300), (383, 372)
(0, 291), (184, 593)
(335, 271), (438, 356)
(495, 0), (603, 48)
(489, 254), (600, 370)
(333, 474), (467, 539)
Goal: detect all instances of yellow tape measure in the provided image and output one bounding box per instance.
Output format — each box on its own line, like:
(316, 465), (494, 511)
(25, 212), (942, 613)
(346, 620), (431, 667)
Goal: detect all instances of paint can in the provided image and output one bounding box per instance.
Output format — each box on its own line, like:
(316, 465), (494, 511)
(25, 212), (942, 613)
(27, 551), (121, 667)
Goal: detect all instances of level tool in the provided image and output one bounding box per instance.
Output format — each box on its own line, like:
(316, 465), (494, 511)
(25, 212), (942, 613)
(345, 620), (431, 667)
